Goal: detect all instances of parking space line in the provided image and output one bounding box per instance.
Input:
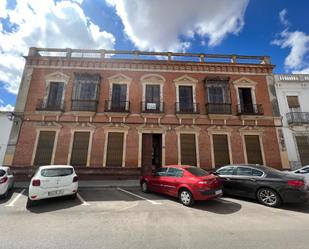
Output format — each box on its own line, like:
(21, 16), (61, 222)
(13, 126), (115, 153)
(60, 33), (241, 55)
(77, 192), (90, 206)
(6, 189), (26, 207)
(117, 188), (162, 205)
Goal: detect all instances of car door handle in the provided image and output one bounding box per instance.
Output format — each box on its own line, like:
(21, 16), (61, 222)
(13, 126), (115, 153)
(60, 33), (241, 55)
(225, 177), (231, 181)
(250, 178), (257, 182)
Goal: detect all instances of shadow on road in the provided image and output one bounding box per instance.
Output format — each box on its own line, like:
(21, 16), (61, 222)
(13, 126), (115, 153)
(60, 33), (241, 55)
(193, 198), (242, 214)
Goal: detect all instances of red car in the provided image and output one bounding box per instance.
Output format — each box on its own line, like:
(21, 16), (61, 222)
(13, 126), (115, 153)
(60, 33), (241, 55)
(140, 165), (222, 206)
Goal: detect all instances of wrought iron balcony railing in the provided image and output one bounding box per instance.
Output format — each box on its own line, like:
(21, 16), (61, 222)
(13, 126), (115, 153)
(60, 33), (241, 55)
(206, 103), (232, 114)
(141, 102), (164, 113)
(236, 104), (263, 115)
(36, 99), (65, 111)
(104, 100), (130, 112)
(71, 100), (98, 112)
(286, 112), (309, 125)
(175, 102), (199, 114)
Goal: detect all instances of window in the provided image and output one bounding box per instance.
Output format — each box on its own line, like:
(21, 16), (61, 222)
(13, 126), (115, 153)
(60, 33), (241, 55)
(180, 134), (197, 166)
(154, 168), (168, 176)
(244, 135), (263, 165)
(46, 82), (64, 109)
(235, 167), (263, 177)
(71, 73), (100, 111)
(111, 84), (127, 111)
(70, 132), (90, 166)
(144, 85), (161, 111)
(295, 136), (309, 166)
(178, 86), (194, 112)
(41, 168), (73, 177)
(213, 134), (230, 167)
(166, 168), (183, 177)
(186, 167), (208, 176)
(287, 96), (300, 110)
(0, 170), (5, 177)
(106, 132), (124, 167)
(208, 87), (224, 103)
(34, 131), (56, 166)
(217, 166), (234, 175)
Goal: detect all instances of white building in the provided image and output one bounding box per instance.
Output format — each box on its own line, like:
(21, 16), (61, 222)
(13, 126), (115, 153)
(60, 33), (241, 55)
(0, 112), (13, 165)
(274, 74), (309, 169)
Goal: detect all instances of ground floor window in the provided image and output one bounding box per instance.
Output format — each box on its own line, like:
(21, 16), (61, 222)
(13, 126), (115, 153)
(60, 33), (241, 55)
(180, 134), (197, 166)
(244, 135), (263, 165)
(71, 132), (90, 166)
(295, 136), (309, 165)
(106, 132), (124, 167)
(213, 134), (230, 167)
(34, 131), (56, 165)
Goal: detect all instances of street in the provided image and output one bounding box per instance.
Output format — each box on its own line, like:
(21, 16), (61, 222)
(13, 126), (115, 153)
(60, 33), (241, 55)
(1, 187), (309, 249)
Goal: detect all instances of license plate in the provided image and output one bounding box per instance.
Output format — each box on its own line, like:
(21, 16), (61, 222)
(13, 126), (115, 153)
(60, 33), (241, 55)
(48, 190), (64, 196)
(215, 190), (223, 195)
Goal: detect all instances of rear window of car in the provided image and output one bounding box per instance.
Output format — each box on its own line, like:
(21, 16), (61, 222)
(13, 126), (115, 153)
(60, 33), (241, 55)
(41, 168), (73, 177)
(186, 167), (208, 176)
(0, 170), (6, 177)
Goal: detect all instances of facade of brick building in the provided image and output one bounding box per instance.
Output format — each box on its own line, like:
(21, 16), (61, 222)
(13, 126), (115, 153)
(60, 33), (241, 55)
(4, 48), (287, 178)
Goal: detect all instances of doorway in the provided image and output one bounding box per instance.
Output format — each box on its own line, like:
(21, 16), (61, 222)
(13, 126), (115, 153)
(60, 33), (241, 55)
(141, 134), (162, 175)
(238, 88), (253, 113)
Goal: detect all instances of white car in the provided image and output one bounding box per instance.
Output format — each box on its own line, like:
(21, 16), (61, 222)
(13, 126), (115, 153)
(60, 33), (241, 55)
(0, 167), (14, 198)
(289, 165), (309, 185)
(27, 165), (78, 207)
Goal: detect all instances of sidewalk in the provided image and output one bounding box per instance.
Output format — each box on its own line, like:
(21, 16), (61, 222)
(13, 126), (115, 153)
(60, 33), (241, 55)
(14, 180), (140, 189)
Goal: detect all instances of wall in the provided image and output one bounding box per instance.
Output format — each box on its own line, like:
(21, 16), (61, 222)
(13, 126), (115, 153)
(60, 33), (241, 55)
(0, 114), (13, 164)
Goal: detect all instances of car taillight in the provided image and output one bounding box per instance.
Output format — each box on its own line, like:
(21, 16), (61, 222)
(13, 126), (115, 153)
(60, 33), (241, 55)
(32, 179), (40, 186)
(0, 176), (8, 184)
(288, 180), (305, 188)
(73, 176), (78, 182)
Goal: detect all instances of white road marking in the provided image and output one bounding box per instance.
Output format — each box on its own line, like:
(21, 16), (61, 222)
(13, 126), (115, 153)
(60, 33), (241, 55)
(117, 187), (162, 205)
(6, 189), (26, 207)
(77, 192), (90, 206)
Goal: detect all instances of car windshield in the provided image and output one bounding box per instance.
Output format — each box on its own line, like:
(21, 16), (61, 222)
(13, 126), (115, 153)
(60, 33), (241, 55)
(186, 167), (208, 176)
(41, 168), (73, 177)
(0, 169), (6, 177)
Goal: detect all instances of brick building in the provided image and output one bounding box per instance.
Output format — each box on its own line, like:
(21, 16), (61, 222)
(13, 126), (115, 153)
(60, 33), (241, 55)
(4, 48), (287, 178)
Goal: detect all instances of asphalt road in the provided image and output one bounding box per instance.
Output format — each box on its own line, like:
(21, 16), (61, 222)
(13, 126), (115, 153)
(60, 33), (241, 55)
(1, 187), (309, 249)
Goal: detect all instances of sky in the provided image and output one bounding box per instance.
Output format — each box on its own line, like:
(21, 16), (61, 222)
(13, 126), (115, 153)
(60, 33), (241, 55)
(0, 0), (309, 111)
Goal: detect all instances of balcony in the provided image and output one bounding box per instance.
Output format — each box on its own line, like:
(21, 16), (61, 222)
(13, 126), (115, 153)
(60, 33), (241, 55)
(71, 100), (98, 112)
(286, 112), (309, 125)
(141, 102), (164, 113)
(236, 104), (263, 115)
(36, 99), (65, 112)
(206, 103), (232, 114)
(175, 102), (199, 114)
(104, 100), (130, 112)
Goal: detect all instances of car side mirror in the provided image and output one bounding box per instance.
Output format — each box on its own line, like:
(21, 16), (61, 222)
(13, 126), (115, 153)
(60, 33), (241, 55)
(212, 172), (220, 176)
(297, 170), (306, 174)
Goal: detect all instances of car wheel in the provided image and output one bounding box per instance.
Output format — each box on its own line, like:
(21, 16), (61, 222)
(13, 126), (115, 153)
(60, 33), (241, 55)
(179, 189), (194, 207)
(257, 188), (281, 208)
(141, 181), (149, 193)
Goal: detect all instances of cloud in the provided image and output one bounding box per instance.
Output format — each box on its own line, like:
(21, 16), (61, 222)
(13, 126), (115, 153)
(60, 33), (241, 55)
(106, 0), (249, 51)
(0, 0), (115, 95)
(279, 9), (289, 27)
(0, 104), (14, 112)
(272, 10), (309, 73)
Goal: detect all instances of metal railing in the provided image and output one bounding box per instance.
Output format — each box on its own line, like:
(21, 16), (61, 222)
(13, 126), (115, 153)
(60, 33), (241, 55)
(206, 103), (232, 114)
(141, 102), (164, 113)
(71, 100), (98, 112)
(286, 112), (309, 125)
(27, 47), (271, 64)
(36, 99), (65, 111)
(236, 104), (263, 115)
(175, 102), (199, 114)
(104, 100), (130, 112)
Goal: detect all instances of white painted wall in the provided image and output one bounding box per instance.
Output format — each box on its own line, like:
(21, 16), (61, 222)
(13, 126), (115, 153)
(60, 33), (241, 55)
(0, 113), (13, 165)
(274, 74), (309, 169)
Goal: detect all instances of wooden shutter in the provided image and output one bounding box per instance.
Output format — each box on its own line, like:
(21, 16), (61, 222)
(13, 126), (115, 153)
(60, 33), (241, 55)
(245, 135), (263, 165)
(213, 134), (230, 167)
(70, 132), (90, 166)
(34, 131), (56, 166)
(295, 136), (309, 165)
(287, 96), (300, 109)
(180, 134), (197, 166)
(106, 132), (124, 167)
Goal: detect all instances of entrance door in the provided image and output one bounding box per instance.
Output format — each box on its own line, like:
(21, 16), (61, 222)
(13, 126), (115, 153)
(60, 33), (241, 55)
(142, 134), (162, 175)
